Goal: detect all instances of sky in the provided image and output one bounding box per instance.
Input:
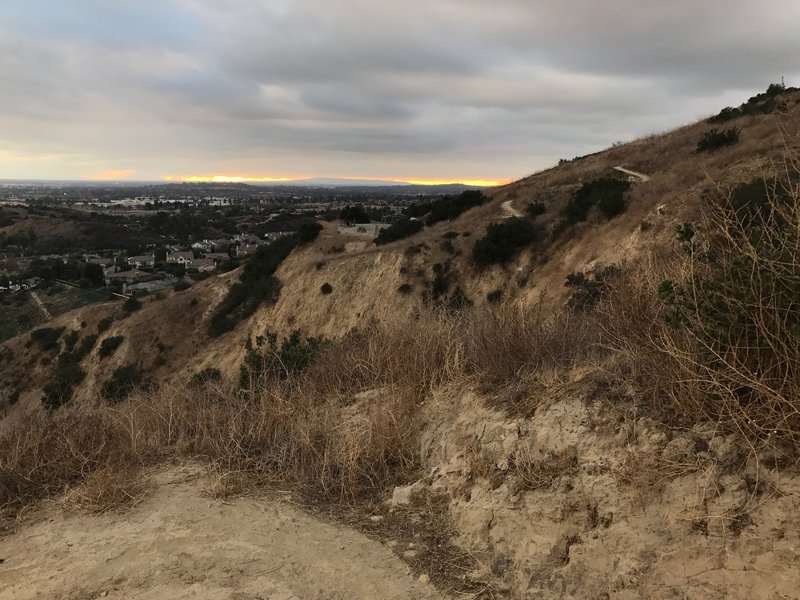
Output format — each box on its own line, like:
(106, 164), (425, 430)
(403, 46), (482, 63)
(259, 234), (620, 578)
(1, 1), (799, 185)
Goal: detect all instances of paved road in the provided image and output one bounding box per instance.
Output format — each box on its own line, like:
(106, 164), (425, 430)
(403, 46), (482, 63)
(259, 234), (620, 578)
(613, 166), (651, 182)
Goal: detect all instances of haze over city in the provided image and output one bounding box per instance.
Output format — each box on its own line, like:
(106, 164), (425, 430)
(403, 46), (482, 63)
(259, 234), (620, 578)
(2, 0), (799, 183)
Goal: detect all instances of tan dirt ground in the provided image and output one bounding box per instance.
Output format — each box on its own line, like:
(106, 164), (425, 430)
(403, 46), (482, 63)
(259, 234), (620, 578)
(0, 466), (444, 600)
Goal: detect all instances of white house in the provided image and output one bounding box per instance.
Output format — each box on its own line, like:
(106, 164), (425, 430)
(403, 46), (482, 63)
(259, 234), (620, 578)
(167, 251), (194, 265)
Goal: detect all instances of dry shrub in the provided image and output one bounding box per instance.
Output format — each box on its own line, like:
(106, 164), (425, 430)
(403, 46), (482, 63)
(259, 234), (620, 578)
(0, 410), (136, 514)
(614, 449), (701, 492)
(66, 464), (149, 513)
(511, 446), (578, 492)
(600, 160), (800, 451)
(460, 299), (600, 385)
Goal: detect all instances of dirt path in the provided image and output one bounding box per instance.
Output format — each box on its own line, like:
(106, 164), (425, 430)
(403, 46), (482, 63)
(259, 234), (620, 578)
(613, 165), (651, 182)
(500, 199), (522, 218)
(0, 467), (445, 600)
(29, 290), (53, 320)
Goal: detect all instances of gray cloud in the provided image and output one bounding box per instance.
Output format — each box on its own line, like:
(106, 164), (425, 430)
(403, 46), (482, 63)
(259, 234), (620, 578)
(1, 0), (798, 181)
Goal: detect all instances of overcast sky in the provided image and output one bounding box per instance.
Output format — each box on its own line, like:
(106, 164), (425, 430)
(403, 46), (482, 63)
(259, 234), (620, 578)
(1, 1), (798, 184)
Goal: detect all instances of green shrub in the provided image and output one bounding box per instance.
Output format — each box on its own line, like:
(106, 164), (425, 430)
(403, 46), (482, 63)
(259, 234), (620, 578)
(375, 219), (424, 245)
(320, 282), (333, 295)
(472, 218), (541, 265)
(42, 352), (85, 409)
(239, 331), (325, 388)
(696, 128), (740, 153)
(74, 334), (97, 360)
(30, 327), (65, 352)
(564, 178), (631, 224)
(174, 280), (191, 292)
(97, 316), (114, 333)
(526, 201), (546, 217)
(416, 190), (486, 226)
(397, 283), (413, 295)
(63, 330), (79, 351)
(101, 364), (144, 403)
(98, 336), (124, 359)
(123, 296), (142, 312)
(598, 193), (627, 218)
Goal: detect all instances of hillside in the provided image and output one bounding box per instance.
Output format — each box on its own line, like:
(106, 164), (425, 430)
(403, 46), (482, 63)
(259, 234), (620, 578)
(1, 86), (800, 598)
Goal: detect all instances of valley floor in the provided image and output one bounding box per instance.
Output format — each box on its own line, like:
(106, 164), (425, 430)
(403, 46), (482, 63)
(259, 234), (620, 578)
(0, 466), (442, 600)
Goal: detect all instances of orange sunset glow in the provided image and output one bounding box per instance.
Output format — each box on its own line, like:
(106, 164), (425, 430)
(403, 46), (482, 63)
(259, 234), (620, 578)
(162, 175), (508, 187)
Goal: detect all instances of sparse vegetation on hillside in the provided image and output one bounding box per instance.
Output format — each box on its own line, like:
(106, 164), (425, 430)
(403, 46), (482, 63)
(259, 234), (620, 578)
(209, 223), (322, 336)
(708, 82), (785, 124)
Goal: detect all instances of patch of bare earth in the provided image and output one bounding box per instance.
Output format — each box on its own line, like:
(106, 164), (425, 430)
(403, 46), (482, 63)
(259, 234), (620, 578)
(0, 466), (444, 600)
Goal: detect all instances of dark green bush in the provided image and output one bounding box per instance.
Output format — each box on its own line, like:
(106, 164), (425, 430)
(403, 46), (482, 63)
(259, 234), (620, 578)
(101, 364), (144, 403)
(375, 219), (424, 245)
(239, 331), (325, 388)
(30, 327), (65, 352)
(404, 190), (486, 226)
(42, 352), (85, 409)
(98, 336), (124, 359)
(97, 316), (114, 333)
(526, 201), (546, 217)
(397, 283), (413, 295)
(564, 178), (631, 224)
(75, 334), (97, 360)
(598, 193), (627, 218)
(173, 280), (191, 292)
(63, 330), (79, 351)
(320, 282), (333, 295)
(123, 296), (142, 312)
(696, 128), (740, 153)
(339, 205), (370, 224)
(472, 218), (541, 265)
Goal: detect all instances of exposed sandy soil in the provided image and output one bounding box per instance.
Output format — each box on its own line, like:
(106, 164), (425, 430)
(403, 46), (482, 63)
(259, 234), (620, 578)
(0, 466), (443, 600)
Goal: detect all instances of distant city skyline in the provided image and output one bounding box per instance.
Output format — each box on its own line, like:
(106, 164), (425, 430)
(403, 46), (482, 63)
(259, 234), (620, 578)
(2, 1), (799, 183)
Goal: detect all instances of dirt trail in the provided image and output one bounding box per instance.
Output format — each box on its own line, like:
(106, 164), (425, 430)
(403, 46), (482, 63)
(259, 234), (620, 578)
(500, 199), (522, 218)
(0, 467), (444, 600)
(29, 290), (53, 320)
(613, 165), (651, 182)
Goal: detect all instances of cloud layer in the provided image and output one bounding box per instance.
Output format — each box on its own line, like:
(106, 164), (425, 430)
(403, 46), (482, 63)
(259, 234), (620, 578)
(1, 1), (798, 182)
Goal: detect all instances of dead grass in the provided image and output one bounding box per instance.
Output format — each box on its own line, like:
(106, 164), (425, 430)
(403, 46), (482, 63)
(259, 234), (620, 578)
(510, 446), (579, 492)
